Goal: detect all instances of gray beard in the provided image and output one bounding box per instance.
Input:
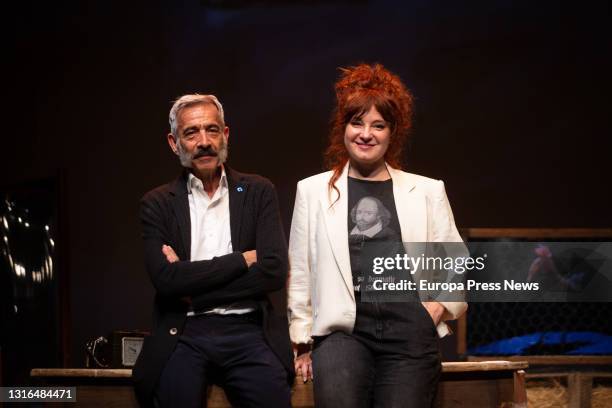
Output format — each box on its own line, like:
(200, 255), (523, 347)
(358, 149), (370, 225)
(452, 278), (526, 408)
(177, 137), (228, 169)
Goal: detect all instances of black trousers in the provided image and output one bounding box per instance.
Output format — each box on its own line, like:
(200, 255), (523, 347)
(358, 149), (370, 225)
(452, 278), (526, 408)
(312, 301), (441, 408)
(154, 313), (291, 408)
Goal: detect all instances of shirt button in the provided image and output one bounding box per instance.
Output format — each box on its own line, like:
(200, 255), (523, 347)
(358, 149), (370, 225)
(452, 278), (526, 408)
(169, 328), (178, 335)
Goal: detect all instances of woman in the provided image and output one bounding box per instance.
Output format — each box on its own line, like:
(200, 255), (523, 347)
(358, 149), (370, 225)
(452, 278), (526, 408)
(287, 64), (467, 408)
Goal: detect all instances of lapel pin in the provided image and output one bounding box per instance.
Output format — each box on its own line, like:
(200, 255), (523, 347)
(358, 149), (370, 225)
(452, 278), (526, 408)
(237, 187), (243, 192)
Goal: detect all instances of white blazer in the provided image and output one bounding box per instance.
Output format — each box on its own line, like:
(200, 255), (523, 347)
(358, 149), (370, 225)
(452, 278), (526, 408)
(287, 163), (468, 344)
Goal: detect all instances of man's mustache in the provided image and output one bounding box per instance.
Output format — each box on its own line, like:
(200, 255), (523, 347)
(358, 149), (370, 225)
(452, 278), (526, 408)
(193, 147), (218, 159)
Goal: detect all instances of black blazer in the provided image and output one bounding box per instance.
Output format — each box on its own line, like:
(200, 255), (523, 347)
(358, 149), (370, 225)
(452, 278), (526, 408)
(132, 167), (294, 407)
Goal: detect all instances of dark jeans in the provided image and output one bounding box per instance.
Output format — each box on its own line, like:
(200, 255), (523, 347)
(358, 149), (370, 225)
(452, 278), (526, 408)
(154, 313), (291, 408)
(312, 301), (441, 408)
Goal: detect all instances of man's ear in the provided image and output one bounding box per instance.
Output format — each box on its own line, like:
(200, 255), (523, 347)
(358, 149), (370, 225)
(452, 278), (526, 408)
(224, 126), (230, 142)
(167, 133), (179, 155)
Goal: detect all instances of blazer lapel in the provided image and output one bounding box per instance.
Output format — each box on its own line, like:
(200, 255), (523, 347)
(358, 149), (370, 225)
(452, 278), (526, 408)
(169, 172), (191, 260)
(226, 167), (247, 251)
(320, 163), (354, 301)
(388, 165), (428, 243)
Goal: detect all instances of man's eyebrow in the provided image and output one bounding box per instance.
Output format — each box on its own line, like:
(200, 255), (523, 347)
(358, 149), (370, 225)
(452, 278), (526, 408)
(182, 125), (198, 134)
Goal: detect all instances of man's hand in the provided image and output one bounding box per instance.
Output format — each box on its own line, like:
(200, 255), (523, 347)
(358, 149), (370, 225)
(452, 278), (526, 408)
(294, 349), (313, 383)
(422, 301), (445, 326)
(161, 245), (191, 304)
(162, 244), (179, 263)
(242, 250), (257, 267)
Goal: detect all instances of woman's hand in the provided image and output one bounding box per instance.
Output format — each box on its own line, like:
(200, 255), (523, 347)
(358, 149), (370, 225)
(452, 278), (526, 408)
(422, 301), (445, 326)
(295, 352), (313, 383)
(294, 347), (313, 383)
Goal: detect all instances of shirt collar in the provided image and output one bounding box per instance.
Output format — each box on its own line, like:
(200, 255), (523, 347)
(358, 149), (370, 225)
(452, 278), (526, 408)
(186, 166), (227, 195)
(350, 221), (383, 238)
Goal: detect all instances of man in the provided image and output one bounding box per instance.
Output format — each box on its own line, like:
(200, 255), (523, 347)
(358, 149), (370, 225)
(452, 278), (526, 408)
(133, 94), (294, 408)
(349, 196), (397, 239)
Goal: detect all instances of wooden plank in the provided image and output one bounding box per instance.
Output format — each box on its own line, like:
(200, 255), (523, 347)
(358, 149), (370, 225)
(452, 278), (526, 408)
(31, 363), (527, 408)
(73, 385), (137, 408)
(434, 377), (514, 407)
(291, 380), (315, 408)
(460, 227), (612, 239)
(31, 368), (132, 378)
(467, 355), (612, 366)
(568, 373), (592, 408)
(211, 376), (518, 408)
(205, 380), (335, 408)
(527, 372), (612, 379)
(206, 386), (231, 408)
(31, 361), (528, 380)
(442, 361), (528, 372)
(15, 386), (138, 408)
(513, 370), (527, 407)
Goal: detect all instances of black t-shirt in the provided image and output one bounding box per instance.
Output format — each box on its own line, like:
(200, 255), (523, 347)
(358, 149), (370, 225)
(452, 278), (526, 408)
(347, 177), (403, 298)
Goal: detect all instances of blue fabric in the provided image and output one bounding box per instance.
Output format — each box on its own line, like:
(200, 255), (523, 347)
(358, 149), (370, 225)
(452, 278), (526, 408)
(468, 331), (612, 355)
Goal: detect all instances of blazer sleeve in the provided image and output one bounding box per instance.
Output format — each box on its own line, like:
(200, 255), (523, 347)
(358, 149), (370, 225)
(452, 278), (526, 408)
(287, 181), (313, 344)
(431, 180), (468, 323)
(190, 181), (288, 310)
(140, 195), (248, 298)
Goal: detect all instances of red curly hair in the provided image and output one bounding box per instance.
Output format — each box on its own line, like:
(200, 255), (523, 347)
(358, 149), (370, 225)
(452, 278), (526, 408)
(324, 63), (414, 201)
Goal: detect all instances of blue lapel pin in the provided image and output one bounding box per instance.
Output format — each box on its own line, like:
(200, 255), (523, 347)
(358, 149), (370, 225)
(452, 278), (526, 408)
(237, 186), (243, 192)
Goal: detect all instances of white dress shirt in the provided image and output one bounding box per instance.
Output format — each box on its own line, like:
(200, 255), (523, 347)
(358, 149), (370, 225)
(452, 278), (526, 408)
(186, 167), (255, 315)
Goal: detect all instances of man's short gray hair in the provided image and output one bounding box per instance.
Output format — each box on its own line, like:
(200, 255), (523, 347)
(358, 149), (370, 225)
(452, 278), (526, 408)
(168, 94), (225, 137)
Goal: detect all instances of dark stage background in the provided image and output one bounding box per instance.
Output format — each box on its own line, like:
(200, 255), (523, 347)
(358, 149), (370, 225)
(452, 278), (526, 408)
(3, 0), (611, 375)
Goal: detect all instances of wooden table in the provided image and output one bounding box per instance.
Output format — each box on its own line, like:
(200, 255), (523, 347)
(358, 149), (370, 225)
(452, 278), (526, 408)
(31, 361), (528, 407)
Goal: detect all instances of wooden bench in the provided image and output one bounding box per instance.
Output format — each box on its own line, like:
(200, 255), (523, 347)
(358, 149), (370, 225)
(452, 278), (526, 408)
(469, 355), (612, 408)
(31, 361), (528, 407)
